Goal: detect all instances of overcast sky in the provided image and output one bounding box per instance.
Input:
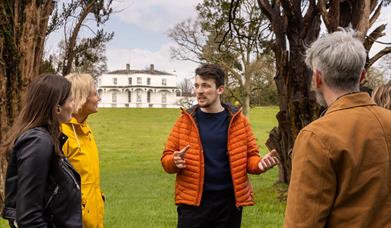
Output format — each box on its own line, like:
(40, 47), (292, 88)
(45, 1), (391, 81)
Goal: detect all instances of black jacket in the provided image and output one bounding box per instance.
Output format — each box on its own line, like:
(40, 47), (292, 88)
(2, 127), (82, 228)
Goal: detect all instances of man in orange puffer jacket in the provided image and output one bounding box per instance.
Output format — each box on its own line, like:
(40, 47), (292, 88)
(161, 64), (279, 228)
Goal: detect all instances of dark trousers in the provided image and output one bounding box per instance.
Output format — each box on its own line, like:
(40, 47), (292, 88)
(177, 189), (242, 228)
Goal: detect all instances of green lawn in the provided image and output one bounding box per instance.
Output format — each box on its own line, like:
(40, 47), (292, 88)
(1, 107), (286, 227)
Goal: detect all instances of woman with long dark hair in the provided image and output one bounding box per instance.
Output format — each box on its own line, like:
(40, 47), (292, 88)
(1, 74), (83, 227)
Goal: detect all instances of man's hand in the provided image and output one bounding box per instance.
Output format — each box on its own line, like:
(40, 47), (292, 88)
(173, 145), (190, 169)
(258, 149), (279, 172)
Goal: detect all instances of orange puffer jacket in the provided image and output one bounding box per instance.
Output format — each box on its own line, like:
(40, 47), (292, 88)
(161, 104), (263, 207)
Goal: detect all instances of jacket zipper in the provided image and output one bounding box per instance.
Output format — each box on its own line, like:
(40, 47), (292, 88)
(61, 159), (80, 190)
(185, 111), (205, 206)
(44, 185), (59, 210)
(226, 110), (240, 208)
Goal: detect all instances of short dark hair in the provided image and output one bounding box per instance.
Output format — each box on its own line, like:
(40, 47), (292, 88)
(195, 64), (225, 87)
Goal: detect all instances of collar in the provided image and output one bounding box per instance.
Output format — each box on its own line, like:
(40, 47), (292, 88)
(323, 92), (377, 116)
(183, 103), (240, 117)
(66, 117), (91, 135)
(68, 116), (87, 125)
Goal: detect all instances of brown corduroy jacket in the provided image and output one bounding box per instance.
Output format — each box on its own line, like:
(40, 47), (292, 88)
(161, 104), (263, 207)
(285, 92), (391, 228)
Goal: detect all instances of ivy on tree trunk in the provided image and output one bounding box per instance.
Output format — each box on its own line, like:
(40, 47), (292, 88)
(0, 0), (54, 206)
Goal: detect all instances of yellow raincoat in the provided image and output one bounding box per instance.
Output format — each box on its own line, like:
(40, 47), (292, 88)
(61, 117), (104, 228)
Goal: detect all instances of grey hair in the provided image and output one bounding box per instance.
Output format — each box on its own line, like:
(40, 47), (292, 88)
(305, 28), (367, 91)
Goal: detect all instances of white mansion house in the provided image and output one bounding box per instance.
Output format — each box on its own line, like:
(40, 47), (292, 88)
(97, 64), (182, 108)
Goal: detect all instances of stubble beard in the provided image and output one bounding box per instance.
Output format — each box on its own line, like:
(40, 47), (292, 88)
(311, 81), (327, 107)
(315, 91), (327, 107)
(198, 96), (219, 109)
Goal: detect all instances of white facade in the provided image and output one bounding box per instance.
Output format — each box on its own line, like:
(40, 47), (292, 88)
(97, 64), (182, 108)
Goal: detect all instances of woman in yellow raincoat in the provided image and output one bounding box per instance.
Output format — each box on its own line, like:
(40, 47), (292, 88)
(61, 73), (104, 228)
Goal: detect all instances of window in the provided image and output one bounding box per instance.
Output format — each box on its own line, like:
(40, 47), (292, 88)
(147, 78), (151, 85)
(137, 77), (142, 85)
(161, 91), (167, 104)
(128, 91), (132, 103)
(176, 90), (181, 97)
(128, 78), (132, 85)
(113, 78), (117, 85)
(136, 90), (142, 102)
(112, 91), (117, 103)
(162, 78), (167, 86)
(147, 90), (152, 103)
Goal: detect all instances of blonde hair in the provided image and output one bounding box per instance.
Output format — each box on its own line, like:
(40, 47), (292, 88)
(372, 81), (391, 110)
(65, 73), (95, 114)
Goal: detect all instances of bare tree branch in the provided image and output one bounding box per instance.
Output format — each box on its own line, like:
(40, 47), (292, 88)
(369, 1), (383, 28)
(367, 46), (391, 68)
(318, 0), (330, 29)
(301, 0), (319, 39)
(364, 24), (386, 50)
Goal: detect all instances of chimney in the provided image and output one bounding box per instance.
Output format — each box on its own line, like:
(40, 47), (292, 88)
(150, 64), (154, 72)
(126, 64), (130, 71)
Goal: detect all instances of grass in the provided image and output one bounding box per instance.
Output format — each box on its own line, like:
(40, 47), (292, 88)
(1, 106), (286, 227)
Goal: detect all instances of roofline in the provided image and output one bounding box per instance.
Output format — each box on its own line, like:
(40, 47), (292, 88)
(104, 70), (175, 76)
(98, 85), (180, 90)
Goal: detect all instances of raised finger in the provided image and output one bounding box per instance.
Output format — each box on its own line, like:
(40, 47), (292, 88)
(259, 162), (265, 171)
(180, 145), (190, 152)
(265, 158), (273, 167)
(261, 160), (268, 169)
(269, 149), (278, 157)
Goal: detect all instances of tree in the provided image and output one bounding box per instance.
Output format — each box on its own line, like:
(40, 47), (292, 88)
(253, 0), (391, 183)
(170, 0), (274, 117)
(0, 0), (55, 206)
(249, 55), (278, 106)
(176, 78), (195, 109)
(46, 38), (109, 79)
(179, 78), (194, 97)
(47, 0), (114, 76)
(72, 38), (108, 78)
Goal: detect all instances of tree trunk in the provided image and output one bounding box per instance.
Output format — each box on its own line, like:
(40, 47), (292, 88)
(242, 94), (250, 117)
(62, 1), (95, 76)
(0, 0), (53, 207)
(258, 0), (322, 184)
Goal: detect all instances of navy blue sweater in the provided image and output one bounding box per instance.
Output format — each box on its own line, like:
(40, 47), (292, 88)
(196, 108), (233, 191)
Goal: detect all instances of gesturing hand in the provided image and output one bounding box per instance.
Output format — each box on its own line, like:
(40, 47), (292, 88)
(173, 145), (190, 169)
(258, 149), (279, 172)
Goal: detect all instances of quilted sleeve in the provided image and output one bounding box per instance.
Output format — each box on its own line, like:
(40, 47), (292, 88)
(161, 115), (183, 173)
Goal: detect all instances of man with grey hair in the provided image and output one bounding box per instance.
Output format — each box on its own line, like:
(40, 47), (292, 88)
(284, 29), (391, 227)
